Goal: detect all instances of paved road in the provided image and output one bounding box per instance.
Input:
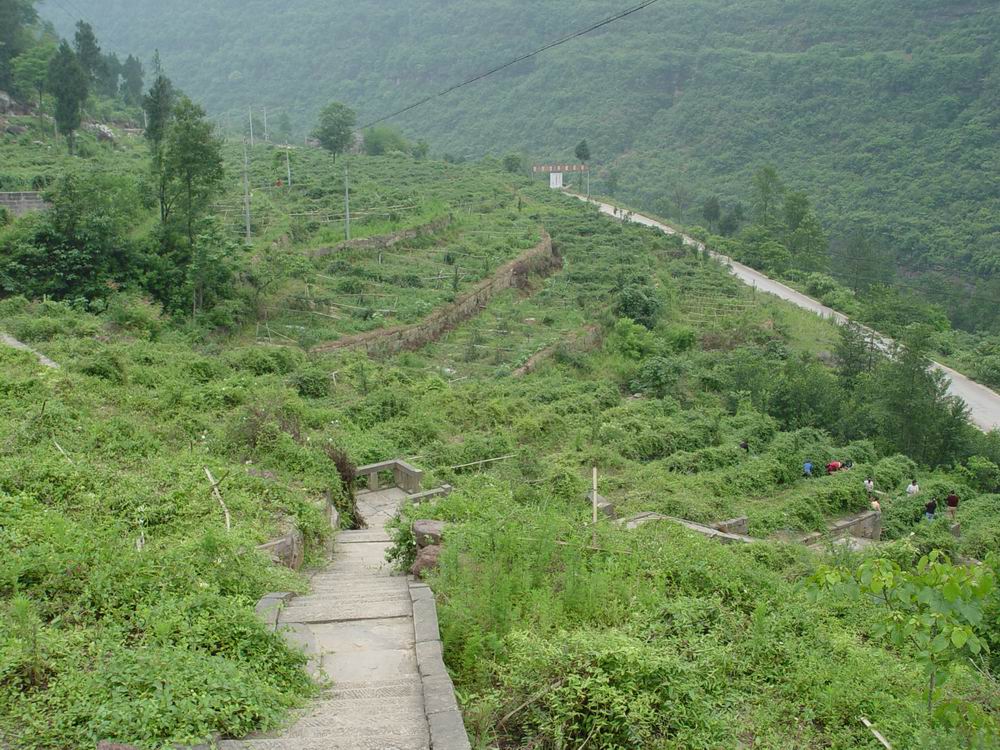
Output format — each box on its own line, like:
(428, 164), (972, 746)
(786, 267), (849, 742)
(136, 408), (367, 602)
(576, 195), (1000, 433)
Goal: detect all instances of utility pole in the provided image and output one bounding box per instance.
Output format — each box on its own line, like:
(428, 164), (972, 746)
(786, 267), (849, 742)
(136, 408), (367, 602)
(587, 168), (591, 200)
(248, 106), (254, 148)
(263, 107), (269, 142)
(344, 163), (351, 241)
(242, 138), (252, 242)
(285, 149), (292, 187)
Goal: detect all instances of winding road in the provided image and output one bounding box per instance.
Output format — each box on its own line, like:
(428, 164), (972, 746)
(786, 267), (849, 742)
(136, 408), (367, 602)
(575, 194), (1000, 433)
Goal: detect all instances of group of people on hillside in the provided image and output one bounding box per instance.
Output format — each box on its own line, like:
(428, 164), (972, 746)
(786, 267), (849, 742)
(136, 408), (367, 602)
(799, 458), (961, 521)
(801, 459), (853, 477)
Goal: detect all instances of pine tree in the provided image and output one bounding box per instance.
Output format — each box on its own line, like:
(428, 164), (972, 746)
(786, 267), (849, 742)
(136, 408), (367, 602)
(143, 53), (176, 223)
(121, 55), (144, 105)
(164, 97), (224, 256)
(47, 41), (88, 153)
(0, 0), (38, 90)
(73, 21), (101, 82)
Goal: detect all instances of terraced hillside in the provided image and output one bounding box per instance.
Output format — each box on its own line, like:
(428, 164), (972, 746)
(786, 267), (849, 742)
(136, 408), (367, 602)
(2, 148), (999, 748)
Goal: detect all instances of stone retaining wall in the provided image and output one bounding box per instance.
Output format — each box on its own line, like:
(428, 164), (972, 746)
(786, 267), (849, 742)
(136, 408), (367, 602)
(0, 191), (48, 217)
(311, 215), (452, 258)
(512, 326), (601, 377)
(827, 510), (881, 540)
(410, 580), (471, 750)
(312, 230), (559, 356)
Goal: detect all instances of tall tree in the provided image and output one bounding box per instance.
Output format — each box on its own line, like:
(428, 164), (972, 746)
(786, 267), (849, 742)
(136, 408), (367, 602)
(702, 196), (721, 230)
(12, 42), (54, 132)
(834, 232), (895, 293)
(0, 0), (38, 90)
(574, 140), (590, 163)
(873, 332), (970, 465)
(163, 96), (224, 272)
(312, 101), (356, 160)
(96, 51), (121, 99)
(143, 56), (175, 223)
(752, 165), (784, 227)
(47, 41), (88, 154)
(120, 54), (144, 105)
(275, 111), (293, 143)
(73, 21), (101, 83)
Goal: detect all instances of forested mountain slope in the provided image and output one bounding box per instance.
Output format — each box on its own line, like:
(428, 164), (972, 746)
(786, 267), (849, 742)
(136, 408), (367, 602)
(41, 0), (1000, 283)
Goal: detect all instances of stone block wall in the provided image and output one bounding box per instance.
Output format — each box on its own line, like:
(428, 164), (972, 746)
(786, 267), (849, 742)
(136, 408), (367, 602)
(311, 215), (452, 258)
(312, 230), (559, 356)
(0, 191), (48, 217)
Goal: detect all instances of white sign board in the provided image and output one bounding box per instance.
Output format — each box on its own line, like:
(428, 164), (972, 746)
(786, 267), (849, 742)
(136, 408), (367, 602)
(549, 172), (564, 189)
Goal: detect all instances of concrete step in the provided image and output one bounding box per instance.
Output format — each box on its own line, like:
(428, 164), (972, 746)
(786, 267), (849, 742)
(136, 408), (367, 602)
(288, 589), (410, 609)
(273, 710), (429, 740)
(307, 577), (409, 592)
(219, 734), (428, 750)
(280, 597), (412, 624)
(337, 530), (394, 544)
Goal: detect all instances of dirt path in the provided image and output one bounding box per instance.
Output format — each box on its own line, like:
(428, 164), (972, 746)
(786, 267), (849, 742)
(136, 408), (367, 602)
(576, 194), (1000, 433)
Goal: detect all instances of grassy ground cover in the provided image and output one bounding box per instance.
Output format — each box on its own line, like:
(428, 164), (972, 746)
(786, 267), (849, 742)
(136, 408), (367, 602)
(2, 148), (998, 748)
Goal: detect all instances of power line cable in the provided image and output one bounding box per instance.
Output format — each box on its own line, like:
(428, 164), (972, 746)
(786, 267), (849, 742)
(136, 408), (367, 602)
(360, 0), (662, 129)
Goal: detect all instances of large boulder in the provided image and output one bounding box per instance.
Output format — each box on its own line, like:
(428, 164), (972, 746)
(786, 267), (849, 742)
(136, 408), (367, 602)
(410, 544), (442, 578)
(412, 519), (447, 548)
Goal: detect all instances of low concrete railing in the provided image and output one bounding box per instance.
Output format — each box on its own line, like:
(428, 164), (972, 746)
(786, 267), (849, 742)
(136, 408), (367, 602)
(357, 459), (424, 494)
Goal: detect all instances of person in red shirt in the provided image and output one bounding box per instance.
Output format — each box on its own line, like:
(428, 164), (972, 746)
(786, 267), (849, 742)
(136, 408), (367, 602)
(826, 460), (843, 474)
(946, 491), (960, 520)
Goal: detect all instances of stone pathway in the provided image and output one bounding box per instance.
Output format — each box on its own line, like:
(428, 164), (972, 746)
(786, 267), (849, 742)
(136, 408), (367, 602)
(221, 488), (444, 750)
(0, 332), (59, 369)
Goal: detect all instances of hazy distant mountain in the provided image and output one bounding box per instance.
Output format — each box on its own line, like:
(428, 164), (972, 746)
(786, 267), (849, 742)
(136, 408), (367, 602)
(42, 0), (1000, 276)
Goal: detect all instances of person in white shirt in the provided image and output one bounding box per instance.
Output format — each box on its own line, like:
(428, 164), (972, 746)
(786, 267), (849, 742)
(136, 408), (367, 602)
(906, 480), (920, 496)
(864, 478), (875, 495)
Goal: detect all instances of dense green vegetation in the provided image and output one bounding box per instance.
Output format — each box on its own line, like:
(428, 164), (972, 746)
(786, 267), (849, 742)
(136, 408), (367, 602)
(39, 0), (1000, 333)
(3, 15), (1000, 744)
(2, 130), (1000, 746)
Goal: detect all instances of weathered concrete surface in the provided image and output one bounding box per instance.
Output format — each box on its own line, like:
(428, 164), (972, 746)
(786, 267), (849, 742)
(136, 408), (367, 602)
(827, 510), (881, 541)
(226, 487), (440, 749)
(617, 513), (756, 544)
(712, 516), (750, 535)
(576, 194), (1000, 433)
(256, 528), (305, 570)
(0, 332), (59, 368)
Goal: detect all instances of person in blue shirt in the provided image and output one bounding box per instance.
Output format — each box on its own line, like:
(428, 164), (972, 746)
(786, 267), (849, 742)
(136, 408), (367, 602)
(803, 460), (813, 478)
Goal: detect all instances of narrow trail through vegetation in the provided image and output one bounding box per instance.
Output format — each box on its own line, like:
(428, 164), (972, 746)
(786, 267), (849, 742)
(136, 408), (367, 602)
(0, 332), (59, 369)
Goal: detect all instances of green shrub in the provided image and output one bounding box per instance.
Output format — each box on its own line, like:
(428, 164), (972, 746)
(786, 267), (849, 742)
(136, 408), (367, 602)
(80, 349), (127, 384)
(291, 367), (331, 398)
(105, 294), (164, 337)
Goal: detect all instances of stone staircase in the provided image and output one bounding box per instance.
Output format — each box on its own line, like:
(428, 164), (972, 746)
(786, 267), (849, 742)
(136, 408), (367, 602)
(222, 475), (468, 750)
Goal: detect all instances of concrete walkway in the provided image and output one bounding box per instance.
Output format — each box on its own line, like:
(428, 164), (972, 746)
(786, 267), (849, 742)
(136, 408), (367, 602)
(574, 194), (1000, 432)
(0, 332), (59, 369)
(221, 488), (432, 750)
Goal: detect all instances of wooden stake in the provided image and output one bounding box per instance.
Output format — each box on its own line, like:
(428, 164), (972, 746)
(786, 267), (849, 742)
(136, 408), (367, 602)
(592, 467), (599, 525)
(860, 718), (892, 750)
(205, 468), (232, 532)
(53, 439), (74, 465)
